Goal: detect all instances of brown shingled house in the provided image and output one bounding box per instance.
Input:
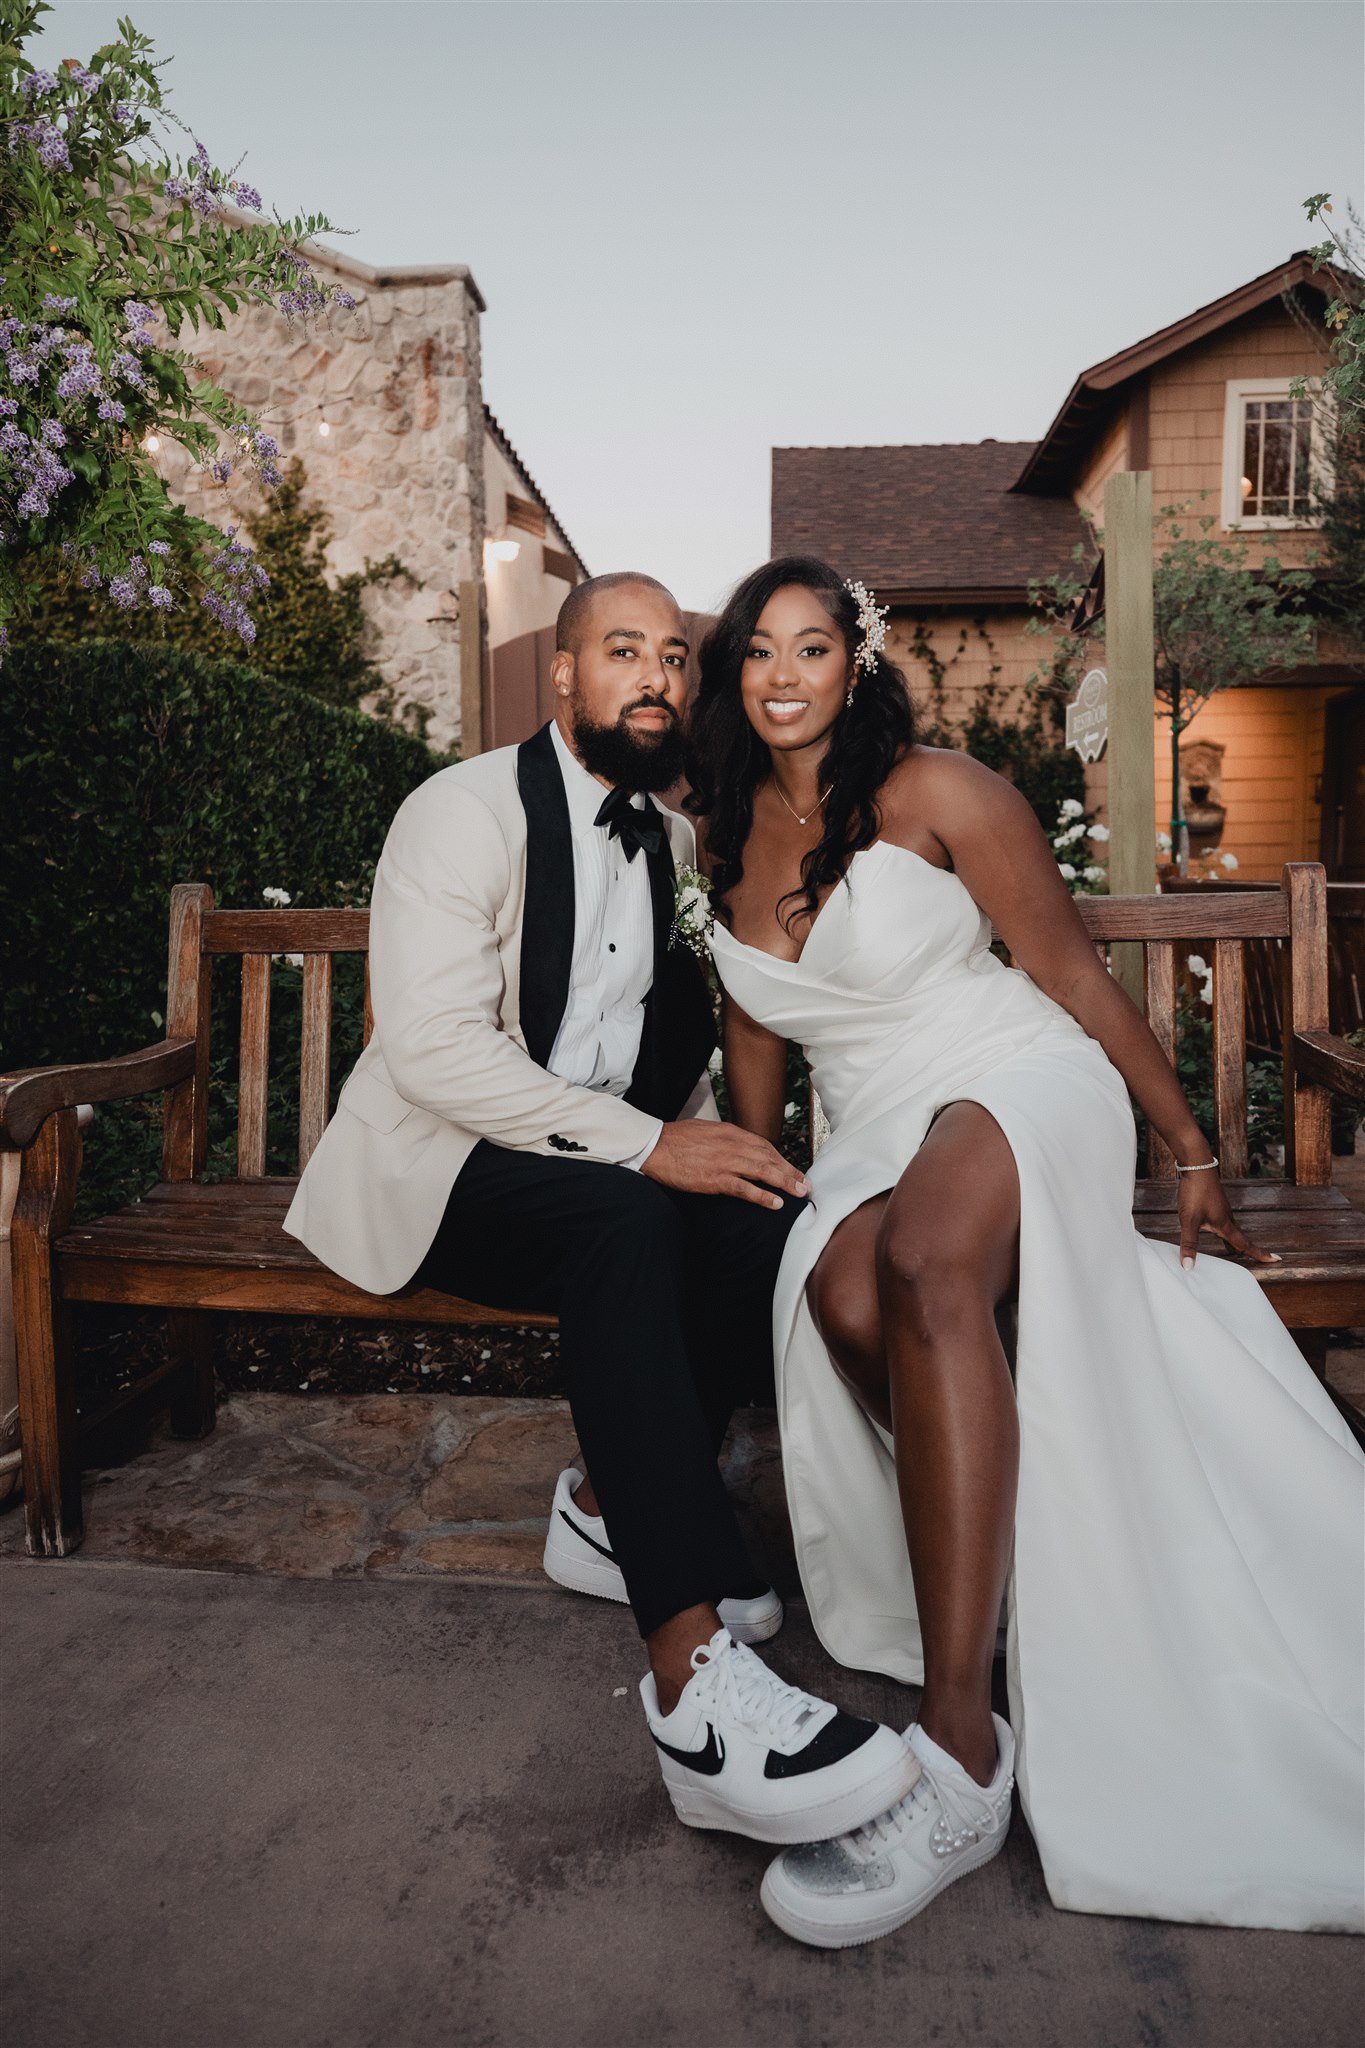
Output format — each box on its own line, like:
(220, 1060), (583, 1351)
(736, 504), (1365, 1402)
(772, 253), (1364, 881)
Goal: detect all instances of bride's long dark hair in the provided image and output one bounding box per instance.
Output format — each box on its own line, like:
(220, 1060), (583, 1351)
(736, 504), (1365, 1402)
(685, 556), (917, 932)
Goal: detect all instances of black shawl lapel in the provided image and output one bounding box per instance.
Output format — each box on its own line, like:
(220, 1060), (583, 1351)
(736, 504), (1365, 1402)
(640, 795), (675, 972)
(515, 723), (575, 1070)
(626, 799), (718, 1120)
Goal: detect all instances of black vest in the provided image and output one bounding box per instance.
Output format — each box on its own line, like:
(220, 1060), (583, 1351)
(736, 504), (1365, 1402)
(514, 723), (717, 1123)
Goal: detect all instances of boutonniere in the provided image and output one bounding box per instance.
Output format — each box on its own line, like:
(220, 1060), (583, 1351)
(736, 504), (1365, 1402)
(671, 865), (715, 959)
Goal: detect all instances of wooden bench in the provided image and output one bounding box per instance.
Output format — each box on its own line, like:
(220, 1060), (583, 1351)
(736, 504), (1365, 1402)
(3, 863), (1364, 1560)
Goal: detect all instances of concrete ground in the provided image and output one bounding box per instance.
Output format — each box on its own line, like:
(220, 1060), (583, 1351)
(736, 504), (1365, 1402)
(5, 1111), (1365, 2048)
(5, 1559), (1362, 2048)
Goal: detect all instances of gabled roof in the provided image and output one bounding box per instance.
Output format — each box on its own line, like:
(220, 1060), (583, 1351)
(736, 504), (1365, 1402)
(770, 441), (1087, 604)
(484, 406), (589, 578)
(1012, 250), (1343, 495)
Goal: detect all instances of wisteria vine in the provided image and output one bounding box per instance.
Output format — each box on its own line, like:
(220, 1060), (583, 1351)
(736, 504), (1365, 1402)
(1, 1), (359, 648)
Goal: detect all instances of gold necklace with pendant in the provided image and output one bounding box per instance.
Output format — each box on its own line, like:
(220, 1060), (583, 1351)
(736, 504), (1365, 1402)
(772, 782), (830, 828)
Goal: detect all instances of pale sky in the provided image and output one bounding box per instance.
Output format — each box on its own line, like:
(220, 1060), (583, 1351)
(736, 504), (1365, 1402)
(50, 1), (1365, 610)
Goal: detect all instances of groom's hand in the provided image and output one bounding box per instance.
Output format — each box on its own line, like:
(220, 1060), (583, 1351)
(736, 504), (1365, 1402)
(642, 1121), (810, 1209)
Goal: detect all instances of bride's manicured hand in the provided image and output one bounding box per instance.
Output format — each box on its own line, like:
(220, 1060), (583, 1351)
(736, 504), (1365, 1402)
(1177, 1170), (1279, 1269)
(643, 1120), (811, 1209)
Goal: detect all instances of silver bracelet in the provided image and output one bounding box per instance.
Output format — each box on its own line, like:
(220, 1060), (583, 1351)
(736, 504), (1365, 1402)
(1175, 1155), (1219, 1175)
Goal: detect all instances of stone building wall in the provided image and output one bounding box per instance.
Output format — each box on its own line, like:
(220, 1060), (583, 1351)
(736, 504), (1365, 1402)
(156, 239), (487, 752)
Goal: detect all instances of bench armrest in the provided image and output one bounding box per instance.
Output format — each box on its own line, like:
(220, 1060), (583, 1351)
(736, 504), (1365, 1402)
(1293, 1029), (1365, 1106)
(0, 1037), (197, 1151)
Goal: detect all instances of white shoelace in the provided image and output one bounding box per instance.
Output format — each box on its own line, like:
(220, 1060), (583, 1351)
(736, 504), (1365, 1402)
(688, 1632), (824, 1750)
(856, 1751), (1009, 1857)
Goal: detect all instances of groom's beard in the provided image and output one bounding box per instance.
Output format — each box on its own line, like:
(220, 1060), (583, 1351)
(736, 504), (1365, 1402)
(571, 692), (685, 793)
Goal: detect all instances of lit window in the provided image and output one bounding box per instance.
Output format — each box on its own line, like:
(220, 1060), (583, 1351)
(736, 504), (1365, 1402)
(1222, 378), (1325, 530)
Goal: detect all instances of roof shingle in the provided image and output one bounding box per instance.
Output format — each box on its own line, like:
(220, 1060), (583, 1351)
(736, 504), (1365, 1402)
(771, 441), (1087, 600)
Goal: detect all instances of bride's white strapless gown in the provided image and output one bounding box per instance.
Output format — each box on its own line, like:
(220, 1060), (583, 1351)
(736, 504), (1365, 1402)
(711, 839), (1364, 1932)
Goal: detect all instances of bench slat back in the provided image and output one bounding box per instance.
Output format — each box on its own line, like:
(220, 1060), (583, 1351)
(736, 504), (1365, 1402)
(237, 954), (272, 1177)
(299, 955), (334, 1170)
(1142, 940), (1178, 1176)
(166, 865), (1334, 1189)
(1213, 940), (1249, 1177)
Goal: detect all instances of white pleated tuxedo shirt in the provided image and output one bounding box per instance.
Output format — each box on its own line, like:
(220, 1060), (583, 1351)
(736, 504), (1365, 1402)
(547, 721), (662, 1163)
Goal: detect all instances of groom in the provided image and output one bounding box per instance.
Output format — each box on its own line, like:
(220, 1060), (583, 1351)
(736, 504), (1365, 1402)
(285, 573), (914, 1838)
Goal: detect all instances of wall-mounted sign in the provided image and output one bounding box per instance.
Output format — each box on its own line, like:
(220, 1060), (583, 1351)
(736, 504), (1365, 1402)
(1065, 667), (1109, 763)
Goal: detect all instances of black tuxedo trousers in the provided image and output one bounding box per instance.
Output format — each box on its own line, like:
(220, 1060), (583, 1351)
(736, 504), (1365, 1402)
(417, 1141), (807, 1638)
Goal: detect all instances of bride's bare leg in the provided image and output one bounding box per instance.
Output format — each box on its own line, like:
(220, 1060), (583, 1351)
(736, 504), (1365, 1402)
(808, 1193), (893, 1429)
(806, 1109), (1018, 1784)
(877, 1103), (1020, 1784)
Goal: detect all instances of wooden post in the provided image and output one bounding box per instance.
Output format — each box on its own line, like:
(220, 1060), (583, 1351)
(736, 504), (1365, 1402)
(459, 578), (484, 757)
(1104, 472), (1158, 1005)
(12, 1109), (84, 1554)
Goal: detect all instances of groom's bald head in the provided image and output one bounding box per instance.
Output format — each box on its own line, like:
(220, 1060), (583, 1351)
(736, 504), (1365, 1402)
(555, 571), (680, 656)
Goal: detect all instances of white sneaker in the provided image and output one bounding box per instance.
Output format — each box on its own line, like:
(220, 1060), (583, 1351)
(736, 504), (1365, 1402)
(541, 1467), (784, 1644)
(641, 1628), (919, 1846)
(760, 1714), (1016, 1947)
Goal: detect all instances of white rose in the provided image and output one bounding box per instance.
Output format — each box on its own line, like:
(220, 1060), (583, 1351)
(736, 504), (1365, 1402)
(262, 886), (292, 907)
(1220, 852), (1239, 871)
(1058, 862), (1077, 881)
(1060, 798), (1084, 819)
(1083, 865), (1106, 883)
(679, 885), (704, 919)
(1088, 824), (1110, 843)
(1156, 831), (1172, 853)
(1187, 954), (1207, 975)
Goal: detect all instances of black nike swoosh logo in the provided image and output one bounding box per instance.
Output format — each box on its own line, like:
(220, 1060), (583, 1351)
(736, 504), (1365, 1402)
(558, 1507), (616, 1564)
(651, 1723), (726, 1776)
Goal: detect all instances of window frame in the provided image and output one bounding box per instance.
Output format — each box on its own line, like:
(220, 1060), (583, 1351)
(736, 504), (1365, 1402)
(1221, 376), (1326, 532)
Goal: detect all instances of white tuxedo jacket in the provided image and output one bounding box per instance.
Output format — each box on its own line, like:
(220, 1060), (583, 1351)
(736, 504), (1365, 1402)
(283, 723), (717, 1296)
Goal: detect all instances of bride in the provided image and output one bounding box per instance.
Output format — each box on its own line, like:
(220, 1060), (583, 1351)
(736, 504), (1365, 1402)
(685, 555), (1364, 1947)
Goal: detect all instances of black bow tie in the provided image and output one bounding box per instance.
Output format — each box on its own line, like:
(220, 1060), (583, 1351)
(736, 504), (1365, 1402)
(594, 786), (666, 864)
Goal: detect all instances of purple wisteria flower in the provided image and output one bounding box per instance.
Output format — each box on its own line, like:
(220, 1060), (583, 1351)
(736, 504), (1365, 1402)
(110, 350), (147, 390)
(122, 301), (157, 347)
(211, 456), (233, 483)
(67, 66), (100, 95)
(96, 398), (126, 423)
(113, 102), (135, 127)
(334, 290), (358, 311)
(56, 350), (102, 400)
(42, 293), (77, 314)
(11, 435), (75, 518)
(78, 562), (102, 589)
(6, 352), (39, 385)
(0, 397), (17, 418)
(148, 585), (174, 611)
(201, 588), (258, 642)
(10, 119), (73, 172)
(109, 575), (140, 609)
(20, 70), (59, 97)
(162, 174), (189, 201)
(39, 419), (66, 447)
(148, 539), (171, 556)
(230, 181), (263, 213)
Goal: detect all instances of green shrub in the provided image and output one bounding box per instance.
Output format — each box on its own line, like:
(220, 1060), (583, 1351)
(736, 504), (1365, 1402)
(2, 638), (443, 1214)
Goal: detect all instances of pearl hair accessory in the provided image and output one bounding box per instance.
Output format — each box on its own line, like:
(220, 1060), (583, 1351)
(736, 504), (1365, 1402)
(845, 579), (889, 676)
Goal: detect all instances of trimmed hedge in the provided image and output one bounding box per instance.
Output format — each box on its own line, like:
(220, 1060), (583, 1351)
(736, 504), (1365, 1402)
(3, 638), (443, 1212)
